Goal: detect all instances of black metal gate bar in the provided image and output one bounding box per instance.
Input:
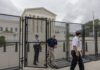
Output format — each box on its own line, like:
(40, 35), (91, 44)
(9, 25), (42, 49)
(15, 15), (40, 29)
(45, 18), (48, 67)
(19, 17), (21, 69)
(21, 17), (24, 70)
(65, 23), (70, 60)
(82, 24), (85, 57)
(24, 17), (28, 67)
(94, 24), (98, 56)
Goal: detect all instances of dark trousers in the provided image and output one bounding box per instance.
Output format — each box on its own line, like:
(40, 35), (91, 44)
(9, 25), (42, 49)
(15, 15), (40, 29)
(70, 50), (84, 70)
(33, 45), (40, 64)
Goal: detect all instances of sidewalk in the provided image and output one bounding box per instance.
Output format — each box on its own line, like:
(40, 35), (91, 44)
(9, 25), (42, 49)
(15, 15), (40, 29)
(24, 60), (100, 70)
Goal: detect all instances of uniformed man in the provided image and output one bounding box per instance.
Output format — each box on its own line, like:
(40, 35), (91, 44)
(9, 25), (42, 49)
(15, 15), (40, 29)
(70, 31), (84, 70)
(47, 35), (57, 64)
(33, 34), (41, 65)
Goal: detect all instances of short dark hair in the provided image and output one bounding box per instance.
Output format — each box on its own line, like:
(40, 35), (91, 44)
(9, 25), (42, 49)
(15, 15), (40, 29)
(35, 34), (39, 37)
(76, 31), (81, 36)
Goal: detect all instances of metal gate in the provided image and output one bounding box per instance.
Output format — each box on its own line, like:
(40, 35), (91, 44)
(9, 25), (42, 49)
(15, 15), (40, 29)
(0, 14), (21, 70)
(20, 16), (48, 69)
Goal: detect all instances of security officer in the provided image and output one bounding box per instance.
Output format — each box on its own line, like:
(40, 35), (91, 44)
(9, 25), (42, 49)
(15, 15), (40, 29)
(47, 35), (57, 64)
(33, 34), (41, 65)
(70, 31), (84, 70)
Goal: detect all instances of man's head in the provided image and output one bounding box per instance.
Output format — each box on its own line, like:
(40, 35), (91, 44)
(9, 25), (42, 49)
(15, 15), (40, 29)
(75, 31), (81, 36)
(52, 35), (56, 39)
(35, 34), (39, 38)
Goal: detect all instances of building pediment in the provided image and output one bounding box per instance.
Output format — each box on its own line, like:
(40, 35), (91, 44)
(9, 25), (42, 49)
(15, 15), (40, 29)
(23, 7), (56, 17)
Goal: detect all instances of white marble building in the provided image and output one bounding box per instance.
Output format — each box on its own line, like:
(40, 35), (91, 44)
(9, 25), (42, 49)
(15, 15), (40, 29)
(55, 25), (66, 40)
(0, 14), (20, 41)
(22, 7), (56, 41)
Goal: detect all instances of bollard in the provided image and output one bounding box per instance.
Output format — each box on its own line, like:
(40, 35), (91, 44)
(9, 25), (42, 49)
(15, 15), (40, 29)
(63, 42), (65, 52)
(27, 42), (30, 52)
(85, 42), (88, 52)
(3, 42), (6, 52)
(15, 42), (18, 52)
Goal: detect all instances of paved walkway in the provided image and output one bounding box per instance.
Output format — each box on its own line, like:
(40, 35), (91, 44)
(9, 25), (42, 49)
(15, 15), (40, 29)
(24, 60), (100, 70)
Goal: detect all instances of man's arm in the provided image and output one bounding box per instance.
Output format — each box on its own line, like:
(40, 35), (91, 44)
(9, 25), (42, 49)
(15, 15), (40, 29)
(54, 39), (57, 48)
(73, 46), (79, 56)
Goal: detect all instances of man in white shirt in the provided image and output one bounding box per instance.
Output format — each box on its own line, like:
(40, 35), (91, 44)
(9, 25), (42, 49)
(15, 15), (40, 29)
(33, 34), (41, 65)
(70, 31), (84, 70)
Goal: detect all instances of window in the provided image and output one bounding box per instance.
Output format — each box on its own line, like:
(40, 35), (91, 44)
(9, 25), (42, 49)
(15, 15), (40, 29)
(15, 28), (18, 32)
(5, 27), (8, 32)
(10, 27), (13, 32)
(0, 27), (3, 31)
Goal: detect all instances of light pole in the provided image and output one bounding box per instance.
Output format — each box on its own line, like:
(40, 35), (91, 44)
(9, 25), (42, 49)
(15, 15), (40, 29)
(92, 11), (95, 37)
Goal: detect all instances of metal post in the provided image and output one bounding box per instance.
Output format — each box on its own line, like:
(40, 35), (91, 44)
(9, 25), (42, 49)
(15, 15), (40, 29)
(94, 25), (98, 56)
(47, 19), (49, 38)
(3, 42), (6, 52)
(27, 42), (30, 52)
(15, 42), (18, 52)
(45, 18), (48, 67)
(66, 24), (69, 60)
(26, 18), (29, 53)
(49, 20), (51, 37)
(24, 17), (28, 67)
(21, 17), (24, 70)
(19, 17), (21, 69)
(63, 42), (65, 52)
(82, 24), (85, 57)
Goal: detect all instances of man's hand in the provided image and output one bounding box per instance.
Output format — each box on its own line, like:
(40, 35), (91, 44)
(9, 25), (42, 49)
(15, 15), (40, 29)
(79, 50), (82, 56)
(76, 52), (79, 56)
(40, 41), (45, 45)
(54, 45), (57, 48)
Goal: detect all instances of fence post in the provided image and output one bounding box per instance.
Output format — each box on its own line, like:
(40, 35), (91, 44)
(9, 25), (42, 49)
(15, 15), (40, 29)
(15, 42), (18, 52)
(94, 25), (98, 56)
(24, 16), (28, 67)
(27, 42), (30, 52)
(63, 42), (65, 52)
(3, 42), (6, 52)
(82, 24), (85, 57)
(66, 24), (69, 60)
(44, 18), (48, 67)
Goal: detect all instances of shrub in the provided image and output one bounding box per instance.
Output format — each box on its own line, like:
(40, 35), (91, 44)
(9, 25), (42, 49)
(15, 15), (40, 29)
(0, 36), (6, 47)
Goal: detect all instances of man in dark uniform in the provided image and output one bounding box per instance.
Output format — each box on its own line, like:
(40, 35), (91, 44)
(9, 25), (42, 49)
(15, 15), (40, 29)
(47, 35), (57, 64)
(33, 34), (41, 65)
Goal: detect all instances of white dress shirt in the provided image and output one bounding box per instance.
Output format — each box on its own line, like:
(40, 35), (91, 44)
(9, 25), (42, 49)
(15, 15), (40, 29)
(71, 36), (82, 51)
(34, 38), (40, 45)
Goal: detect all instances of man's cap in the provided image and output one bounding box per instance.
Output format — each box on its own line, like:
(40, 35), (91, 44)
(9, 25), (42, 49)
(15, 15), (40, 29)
(76, 31), (81, 35)
(35, 34), (39, 37)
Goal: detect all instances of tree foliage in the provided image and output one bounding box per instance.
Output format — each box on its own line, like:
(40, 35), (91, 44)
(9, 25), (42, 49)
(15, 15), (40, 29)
(0, 36), (6, 47)
(84, 19), (100, 37)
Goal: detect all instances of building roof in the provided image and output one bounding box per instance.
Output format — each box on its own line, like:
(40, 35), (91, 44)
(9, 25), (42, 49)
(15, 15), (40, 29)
(23, 7), (56, 16)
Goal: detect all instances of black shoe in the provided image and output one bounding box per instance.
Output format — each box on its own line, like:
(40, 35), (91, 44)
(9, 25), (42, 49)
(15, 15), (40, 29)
(36, 60), (39, 63)
(33, 63), (37, 65)
(44, 64), (48, 67)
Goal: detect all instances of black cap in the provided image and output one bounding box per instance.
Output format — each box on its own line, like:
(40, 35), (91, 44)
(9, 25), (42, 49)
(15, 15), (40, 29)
(76, 31), (81, 36)
(35, 34), (39, 37)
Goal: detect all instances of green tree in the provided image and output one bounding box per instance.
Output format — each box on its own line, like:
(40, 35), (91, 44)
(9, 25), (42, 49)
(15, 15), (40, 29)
(84, 19), (100, 37)
(0, 36), (6, 47)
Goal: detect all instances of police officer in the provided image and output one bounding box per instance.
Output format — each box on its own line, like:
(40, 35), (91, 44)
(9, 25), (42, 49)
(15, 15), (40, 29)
(70, 31), (84, 70)
(47, 35), (57, 64)
(33, 34), (41, 65)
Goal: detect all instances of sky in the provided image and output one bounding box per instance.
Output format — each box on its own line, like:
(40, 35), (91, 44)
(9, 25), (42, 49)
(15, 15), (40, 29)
(0, 0), (100, 23)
